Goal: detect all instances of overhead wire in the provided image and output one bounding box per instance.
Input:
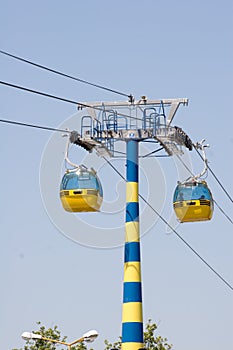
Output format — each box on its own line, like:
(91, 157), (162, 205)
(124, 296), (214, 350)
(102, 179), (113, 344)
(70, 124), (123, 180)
(0, 80), (108, 110)
(176, 153), (194, 177)
(0, 116), (168, 160)
(0, 80), (141, 121)
(140, 155), (170, 158)
(194, 146), (233, 204)
(0, 49), (133, 101)
(0, 118), (70, 134)
(103, 156), (233, 292)
(140, 146), (164, 158)
(0, 115), (170, 159)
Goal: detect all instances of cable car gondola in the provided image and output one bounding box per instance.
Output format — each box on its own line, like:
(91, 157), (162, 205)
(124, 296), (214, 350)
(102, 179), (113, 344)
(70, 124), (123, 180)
(173, 180), (214, 222)
(59, 136), (103, 212)
(173, 140), (214, 223)
(60, 166), (103, 212)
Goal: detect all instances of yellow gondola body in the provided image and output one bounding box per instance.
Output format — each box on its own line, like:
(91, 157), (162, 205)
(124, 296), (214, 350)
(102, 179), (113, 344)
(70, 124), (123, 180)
(173, 180), (214, 223)
(60, 188), (103, 212)
(60, 168), (103, 212)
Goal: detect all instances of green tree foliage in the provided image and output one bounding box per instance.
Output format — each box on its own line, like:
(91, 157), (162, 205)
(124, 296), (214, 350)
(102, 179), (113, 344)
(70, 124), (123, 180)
(13, 320), (172, 350)
(104, 319), (172, 350)
(143, 320), (172, 350)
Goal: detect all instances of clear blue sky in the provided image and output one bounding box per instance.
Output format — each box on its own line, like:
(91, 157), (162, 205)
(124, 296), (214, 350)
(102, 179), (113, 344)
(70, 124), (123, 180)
(1, 1), (233, 349)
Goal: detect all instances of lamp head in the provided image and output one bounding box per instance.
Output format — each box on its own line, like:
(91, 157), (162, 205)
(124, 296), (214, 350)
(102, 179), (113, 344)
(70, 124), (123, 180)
(22, 332), (42, 340)
(83, 329), (98, 343)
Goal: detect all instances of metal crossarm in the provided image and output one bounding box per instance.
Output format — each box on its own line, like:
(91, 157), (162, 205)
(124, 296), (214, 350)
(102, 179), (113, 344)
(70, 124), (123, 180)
(71, 97), (190, 157)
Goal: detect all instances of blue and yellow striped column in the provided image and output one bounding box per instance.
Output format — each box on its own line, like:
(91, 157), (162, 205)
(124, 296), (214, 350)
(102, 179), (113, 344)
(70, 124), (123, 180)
(122, 139), (143, 350)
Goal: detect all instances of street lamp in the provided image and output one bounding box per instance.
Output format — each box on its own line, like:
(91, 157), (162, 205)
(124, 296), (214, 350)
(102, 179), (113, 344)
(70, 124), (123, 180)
(22, 329), (98, 349)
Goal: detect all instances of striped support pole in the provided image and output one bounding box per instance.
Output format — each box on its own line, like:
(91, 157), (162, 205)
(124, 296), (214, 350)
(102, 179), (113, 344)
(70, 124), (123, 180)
(122, 139), (143, 350)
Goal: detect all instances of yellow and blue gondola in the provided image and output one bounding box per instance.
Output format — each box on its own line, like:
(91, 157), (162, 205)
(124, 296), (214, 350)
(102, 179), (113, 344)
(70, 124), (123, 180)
(173, 180), (214, 223)
(60, 168), (103, 212)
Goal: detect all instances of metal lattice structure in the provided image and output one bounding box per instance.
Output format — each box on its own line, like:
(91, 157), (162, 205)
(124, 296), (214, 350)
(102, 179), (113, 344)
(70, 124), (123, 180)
(71, 98), (192, 158)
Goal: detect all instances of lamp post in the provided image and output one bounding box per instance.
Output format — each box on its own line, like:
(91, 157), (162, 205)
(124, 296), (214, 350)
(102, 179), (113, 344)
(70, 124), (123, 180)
(21, 329), (98, 350)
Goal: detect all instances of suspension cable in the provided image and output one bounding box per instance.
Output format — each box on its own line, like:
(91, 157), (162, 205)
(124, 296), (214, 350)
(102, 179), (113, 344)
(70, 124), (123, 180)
(141, 146), (164, 158)
(0, 80), (140, 121)
(103, 156), (233, 292)
(0, 49), (133, 101)
(0, 118), (70, 133)
(194, 145), (233, 204)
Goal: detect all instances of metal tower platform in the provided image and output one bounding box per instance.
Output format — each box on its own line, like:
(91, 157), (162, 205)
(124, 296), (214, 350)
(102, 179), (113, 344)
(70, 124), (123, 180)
(70, 97), (192, 157)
